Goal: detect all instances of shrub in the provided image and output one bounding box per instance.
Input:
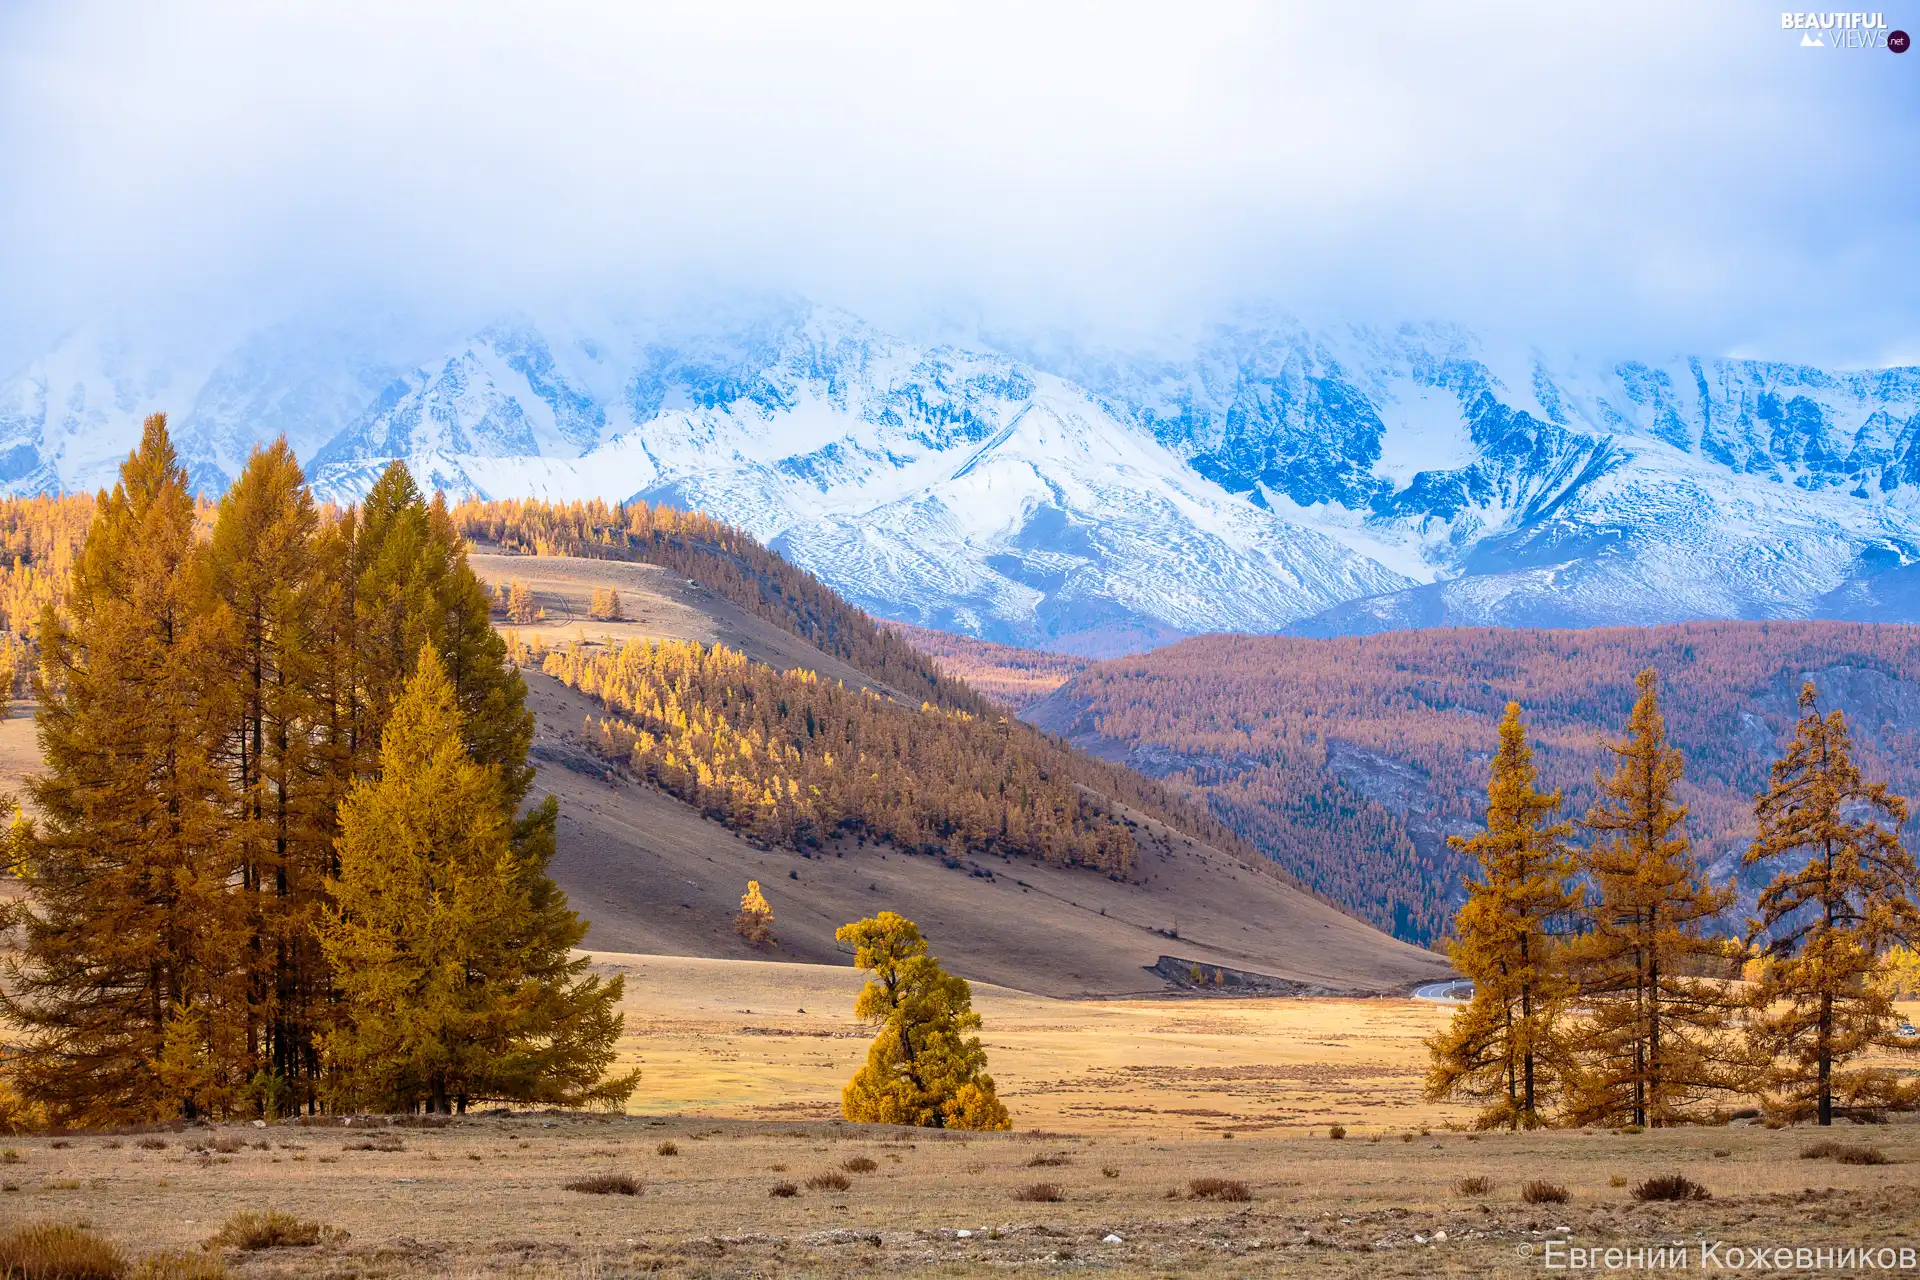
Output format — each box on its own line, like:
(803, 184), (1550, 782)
(1188, 1177), (1252, 1202)
(1026, 1153), (1070, 1167)
(806, 1171), (852, 1191)
(135, 1138), (168, 1151)
(1327, 1125), (1346, 1140)
(209, 1136), (242, 1155)
(209, 1210), (335, 1250)
(1521, 1180), (1570, 1204)
(0, 1222), (127, 1278)
(1609, 1174), (1629, 1188)
(340, 1137), (404, 1153)
(769, 1181), (799, 1198)
(1014, 1182), (1064, 1203)
(1101, 1165), (1119, 1178)
(1454, 1176), (1493, 1196)
(130, 1251), (230, 1280)
(842, 1156), (878, 1173)
(655, 1141), (679, 1157)
(1630, 1174), (1710, 1202)
(563, 1174), (641, 1196)
(1801, 1141), (1890, 1165)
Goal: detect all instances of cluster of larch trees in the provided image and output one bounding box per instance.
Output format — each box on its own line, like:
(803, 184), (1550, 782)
(1430, 669), (1920, 1128)
(0, 416), (633, 1127)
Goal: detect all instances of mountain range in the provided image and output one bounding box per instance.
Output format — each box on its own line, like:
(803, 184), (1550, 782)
(5, 300), (1918, 652)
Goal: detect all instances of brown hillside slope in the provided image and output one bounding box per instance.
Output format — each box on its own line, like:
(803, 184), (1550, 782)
(470, 554), (1448, 997)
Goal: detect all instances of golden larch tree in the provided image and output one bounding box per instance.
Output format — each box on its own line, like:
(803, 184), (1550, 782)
(1743, 682), (1920, 1124)
(837, 912), (1009, 1130)
(1427, 702), (1579, 1128)
(588, 586), (622, 621)
(3, 415), (247, 1124)
(318, 645), (634, 1113)
(735, 880), (774, 947)
(1564, 668), (1741, 1127)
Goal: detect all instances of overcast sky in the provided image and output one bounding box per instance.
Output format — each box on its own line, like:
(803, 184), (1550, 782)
(1, 2), (1916, 367)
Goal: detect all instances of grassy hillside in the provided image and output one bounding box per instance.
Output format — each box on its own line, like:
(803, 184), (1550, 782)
(1024, 624), (1920, 945)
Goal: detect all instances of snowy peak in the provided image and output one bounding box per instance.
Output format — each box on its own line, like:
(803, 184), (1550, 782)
(4, 301), (1920, 649)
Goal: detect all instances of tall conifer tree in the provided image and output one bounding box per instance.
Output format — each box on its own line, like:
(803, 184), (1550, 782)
(2, 415), (244, 1124)
(1427, 702), (1578, 1128)
(201, 439), (329, 1113)
(1565, 668), (1740, 1127)
(1744, 683), (1920, 1123)
(319, 646), (632, 1113)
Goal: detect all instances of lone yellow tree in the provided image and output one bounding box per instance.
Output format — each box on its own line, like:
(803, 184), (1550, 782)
(837, 912), (1010, 1130)
(735, 880), (774, 947)
(1744, 683), (1920, 1124)
(506, 580), (536, 625)
(1427, 702), (1579, 1129)
(1565, 668), (1740, 1127)
(319, 645), (635, 1113)
(588, 587), (623, 621)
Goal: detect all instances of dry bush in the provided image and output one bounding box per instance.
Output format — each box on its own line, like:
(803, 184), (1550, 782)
(655, 1141), (679, 1157)
(1014, 1182), (1065, 1203)
(1454, 1176), (1494, 1197)
(769, 1181), (799, 1198)
(209, 1135), (242, 1155)
(340, 1137), (404, 1153)
(1, 1149), (22, 1163)
(563, 1174), (641, 1196)
(209, 1209), (337, 1250)
(1630, 1174), (1710, 1202)
(1801, 1141), (1889, 1165)
(0, 1221), (126, 1278)
(1521, 1179), (1570, 1204)
(48, 1141), (70, 1150)
(1609, 1174), (1629, 1188)
(1188, 1177), (1252, 1202)
(1025, 1153), (1071, 1167)
(842, 1156), (877, 1173)
(130, 1251), (229, 1279)
(135, 1138), (167, 1151)
(1327, 1125), (1346, 1140)
(1101, 1165), (1119, 1178)
(805, 1171), (851, 1192)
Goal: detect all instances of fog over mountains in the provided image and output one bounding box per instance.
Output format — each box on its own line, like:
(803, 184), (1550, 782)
(6, 299), (1919, 652)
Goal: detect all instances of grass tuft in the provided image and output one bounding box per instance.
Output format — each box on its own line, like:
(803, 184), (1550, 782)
(1187, 1177), (1252, 1202)
(1327, 1124), (1346, 1140)
(655, 1141), (679, 1157)
(563, 1173), (641, 1196)
(1025, 1153), (1070, 1167)
(1453, 1175), (1493, 1197)
(209, 1210), (335, 1250)
(769, 1181), (799, 1198)
(1013, 1182), (1064, 1203)
(805, 1171), (851, 1191)
(1630, 1173), (1710, 1202)
(131, 1251), (230, 1279)
(1801, 1141), (1889, 1165)
(340, 1137), (404, 1153)
(135, 1138), (168, 1152)
(842, 1156), (878, 1174)
(0, 1221), (127, 1278)
(1521, 1179), (1570, 1204)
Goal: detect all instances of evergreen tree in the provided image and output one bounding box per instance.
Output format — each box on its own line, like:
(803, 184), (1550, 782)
(1565, 669), (1740, 1127)
(319, 646), (633, 1113)
(837, 912), (1010, 1130)
(2, 415), (245, 1124)
(1427, 702), (1579, 1128)
(1744, 682), (1920, 1124)
(202, 439), (330, 1113)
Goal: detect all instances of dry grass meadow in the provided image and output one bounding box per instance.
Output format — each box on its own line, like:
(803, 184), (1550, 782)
(2, 954), (1914, 1278)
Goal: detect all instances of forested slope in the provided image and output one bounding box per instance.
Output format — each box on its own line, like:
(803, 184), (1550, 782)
(1026, 624), (1920, 944)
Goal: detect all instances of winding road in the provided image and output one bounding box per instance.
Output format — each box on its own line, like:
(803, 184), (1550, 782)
(1412, 980), (1473, 1003)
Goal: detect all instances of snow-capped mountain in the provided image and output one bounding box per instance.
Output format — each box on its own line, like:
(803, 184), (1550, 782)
(3, 300), (1918, 651)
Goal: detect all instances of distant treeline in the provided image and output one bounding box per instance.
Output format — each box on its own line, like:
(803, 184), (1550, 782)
(1044, 625), (1920, 943)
